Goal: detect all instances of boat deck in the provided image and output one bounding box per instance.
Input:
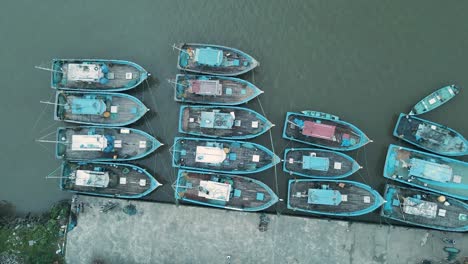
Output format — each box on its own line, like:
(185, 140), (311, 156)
(382, 185), (468, 231)
(57, 127), (157, 160)
(61, 163), (154, 197)
(180, 106), (269, 138)
(288, 180), (379, 215)
(284, 149), (357, 178)
(176, 171), (276, 210)
(173, 138), (276, 173)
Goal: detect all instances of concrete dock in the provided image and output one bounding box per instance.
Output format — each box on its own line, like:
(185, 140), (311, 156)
(65, 195), (467, 264)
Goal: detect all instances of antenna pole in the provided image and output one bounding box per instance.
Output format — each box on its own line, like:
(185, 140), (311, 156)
(35, 66), (63, 74)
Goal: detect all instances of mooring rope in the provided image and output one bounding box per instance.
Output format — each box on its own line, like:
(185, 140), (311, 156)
(32, 91), (55, 132)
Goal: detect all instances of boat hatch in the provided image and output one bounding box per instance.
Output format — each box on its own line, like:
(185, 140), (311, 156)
(195, 146), (227, 164)
(75, 170), (110, 188)
(198, 180), (231, 201)
(189, 80), (222, 95)
(200, 111), (234, 129)
(409, 158), (453, 182)
(71, 98), (106, 115)
(302, 121), (336, 140)
(307, 188), (342, 205)
(71, 135), (107, 151)
(67, 63), (102, 81)
(194, 48), (223, 66)
(402, 197), (437, 218)
(302, 155), (329, 171)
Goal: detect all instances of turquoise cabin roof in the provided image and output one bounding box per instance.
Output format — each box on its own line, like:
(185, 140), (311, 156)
(195, 48), (223, 66)
(409, 158), (453, 182)
(200, 111), (234, 129)
(302, 155), (329, 171)
(71, 98), (106, 115)
(308, 188), (342, 205)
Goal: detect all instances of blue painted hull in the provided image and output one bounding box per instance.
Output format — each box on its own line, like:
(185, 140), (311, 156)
(172, 137), (280, 174)
(175, 170), (278, 211)
(51, 59), (149, 91)
(178, 105), (273, 139)
(381, 184), (468, 232)
(393, 113), (468, 156)
(383, 144), (468, 200)
(283, 148), (361, 179)
(282, 112), (371, 151)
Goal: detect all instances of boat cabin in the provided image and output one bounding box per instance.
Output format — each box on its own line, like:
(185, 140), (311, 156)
(74, 170), (110, 188)
(188, 79), (222, 96)
(199, 111), (235, 129)
(198, 180), (232, 202)
(71, 134), (110, 152)
(409, 158), (457, 183)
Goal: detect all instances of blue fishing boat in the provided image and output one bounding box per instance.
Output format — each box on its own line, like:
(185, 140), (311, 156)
(171, 137), (280, 174)
(176, 43), (259, 76)
(173, 74), (263, 105)
(381, 184), (468, 232)
(49, 59), (150, 92)
(179, 105), (273, 139)
(287, 179), (384, 216)
(56, 126), (163, 161)
(283, 111), (371, 151)
(175, 170), (278, 211)
(283, 148), (361, 179)
(54, 91), (149, 126)
(409, 85), (460, 116)
(393, 113), (467, 156)
(60, 161), (161, 199)
(383, 144), (468, 200)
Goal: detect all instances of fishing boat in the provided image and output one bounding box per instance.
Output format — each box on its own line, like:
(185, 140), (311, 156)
(174, 170), (278, 211)
(175, 43), (259, 76)
(381, 184), (468, 232)
(48, 59), (149, 91)
(383, 144), (468, 200)
(393, 113), (467, 156)
(53, 91), (149, 126)
(283, 111), (371, 151)
(283, 148), (361, 179)
(409, 85), (460, 115)
(179, 105), (273, 139)
(173, 74), (263, 105)
(171, 137), (280, 174)
(60, 161), (161, 199)
(287, 179), (384, 216)
(55, 126), (163, 161)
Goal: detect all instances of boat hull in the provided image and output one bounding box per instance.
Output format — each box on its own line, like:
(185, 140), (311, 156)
(409, 85), (460, 115)
(175, 170), (278, 211)
(381, 184), (468, 232)
(383, 144), (468, 200)
(283, 148), (360, 179)
(178, 105), (272, 139)
(51, 59), (149, 91)
(171, 137), (280, 174)
(60, 161), (160, 199)
(282, 112), (370, 151)
(393, 113), (468, 156)
(56, 126), (162, 161)
(176, 43), (258, 76)
(287, 179), (384, 216)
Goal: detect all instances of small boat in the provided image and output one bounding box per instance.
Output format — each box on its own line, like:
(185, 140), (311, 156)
(60, 161), (161, 199)
(176, 43), (259, 76)
(287, 179), (384, 216)
(409, 85), (460, 116)
(50, 59), (150, 91)
(172, 137), (280, 174)
(381, 184), (468, 232)
(173, 74), (263, 105)
(175, 170), (278, 211)
(178, 105), (273, 139)
(383, 144), (468, 200)
(283, 148), (361, 179)
(56, 126), (163, 161)
(393, 113), (467, 156)
(54, 91), (149, 126)
(283, 111), (371, 151)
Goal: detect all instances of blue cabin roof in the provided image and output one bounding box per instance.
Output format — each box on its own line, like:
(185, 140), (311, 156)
(409, 158), (453, 182)
(195, 48), (223, 66)
(308, 188), (342, 205)
(200, 111), (234, 129)
(71, 98), (106, 115)
(302, 155), (329, 171)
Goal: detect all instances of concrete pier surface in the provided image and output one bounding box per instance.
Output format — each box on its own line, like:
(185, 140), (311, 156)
(65, 195), (467, 264)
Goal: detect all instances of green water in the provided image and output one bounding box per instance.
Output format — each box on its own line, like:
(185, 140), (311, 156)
(0, 1), (467, 223)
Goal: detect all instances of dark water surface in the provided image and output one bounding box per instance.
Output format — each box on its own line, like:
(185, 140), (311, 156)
(1, 1), (467, 225)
